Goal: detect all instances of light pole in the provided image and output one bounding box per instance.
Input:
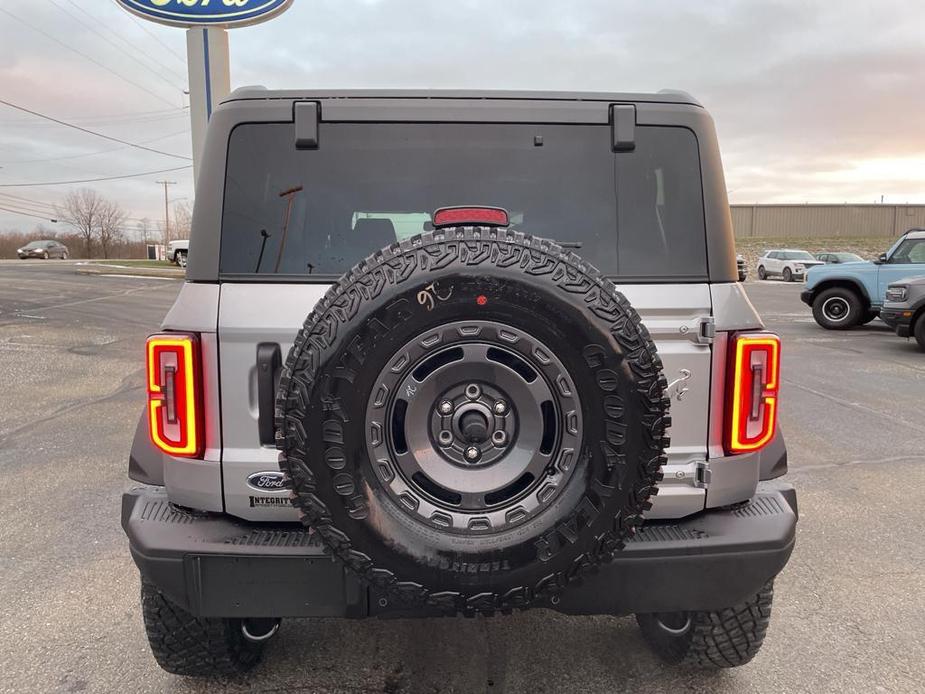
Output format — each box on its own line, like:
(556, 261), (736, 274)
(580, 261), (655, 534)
(156, 180), (177, 257)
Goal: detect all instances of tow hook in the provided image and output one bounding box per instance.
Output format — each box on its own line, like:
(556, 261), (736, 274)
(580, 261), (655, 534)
(241, 618), (281, 643)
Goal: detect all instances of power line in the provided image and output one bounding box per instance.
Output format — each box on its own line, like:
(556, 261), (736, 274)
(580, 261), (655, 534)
(0, 205), (58, 222)
(0, 165), (193, 187)
(0, 108), (188, 126)
(48, 0), (188, 87)
(0, 196), (57, 214)
(0, 192), (181, 225)
(121, 8), (188, 67)
(2, 129), (190, 165)
(0, 192), (58, 209)
(0, 6), (179, 109)
(0, 99), (191, 161)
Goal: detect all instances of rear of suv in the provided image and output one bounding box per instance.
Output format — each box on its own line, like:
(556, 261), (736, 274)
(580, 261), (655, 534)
(123, 89), (796, 678)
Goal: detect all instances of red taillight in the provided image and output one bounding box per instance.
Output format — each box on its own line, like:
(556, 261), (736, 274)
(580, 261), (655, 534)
(146, 333), (203, 458)
(433, 206), (509, 228)
(725, 332), (781, 455)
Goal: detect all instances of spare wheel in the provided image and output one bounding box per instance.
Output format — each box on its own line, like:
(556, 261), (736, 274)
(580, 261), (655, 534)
(276, 228), (670, 614)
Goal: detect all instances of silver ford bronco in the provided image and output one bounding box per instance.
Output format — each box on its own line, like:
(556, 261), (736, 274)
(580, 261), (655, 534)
(123, 88), (796, 676)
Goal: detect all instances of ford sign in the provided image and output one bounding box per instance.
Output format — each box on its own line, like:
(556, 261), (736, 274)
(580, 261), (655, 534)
(116, 0), (294, 29)
(246, 471), (289, 491)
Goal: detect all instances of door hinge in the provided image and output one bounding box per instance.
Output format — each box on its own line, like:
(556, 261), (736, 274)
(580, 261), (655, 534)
(680, 316), (715, 345)
(662, 460), (711, 488)
(696, 316), (715, 344)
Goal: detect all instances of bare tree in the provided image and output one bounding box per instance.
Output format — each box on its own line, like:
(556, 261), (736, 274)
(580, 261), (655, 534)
(96, 200), (127, 259)
(138, 217), (152, 246)
(171, 200), (193, 241)
(57, 188), (105, 258)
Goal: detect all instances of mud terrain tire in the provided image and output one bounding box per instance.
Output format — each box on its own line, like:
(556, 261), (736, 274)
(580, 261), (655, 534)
(276, 229), (669, 614)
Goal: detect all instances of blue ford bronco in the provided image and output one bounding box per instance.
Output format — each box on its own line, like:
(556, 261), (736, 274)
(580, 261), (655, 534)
(801, 229), (925, 329)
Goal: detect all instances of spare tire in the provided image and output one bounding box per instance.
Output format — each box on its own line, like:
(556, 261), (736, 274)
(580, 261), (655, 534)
(276, 229), (669, 614)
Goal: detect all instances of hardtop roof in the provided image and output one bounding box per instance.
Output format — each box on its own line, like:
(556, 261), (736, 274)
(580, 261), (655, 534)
(222, 87), (702, 107)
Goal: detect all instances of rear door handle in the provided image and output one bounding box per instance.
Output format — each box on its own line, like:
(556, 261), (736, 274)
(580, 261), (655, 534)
(256, 343), (282, 446)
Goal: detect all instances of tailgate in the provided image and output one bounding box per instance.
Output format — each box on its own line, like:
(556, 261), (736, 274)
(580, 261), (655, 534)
(218, 283), (713, 521)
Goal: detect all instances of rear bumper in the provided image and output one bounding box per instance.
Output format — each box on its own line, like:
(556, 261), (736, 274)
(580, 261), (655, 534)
(123, 481), (797, 618)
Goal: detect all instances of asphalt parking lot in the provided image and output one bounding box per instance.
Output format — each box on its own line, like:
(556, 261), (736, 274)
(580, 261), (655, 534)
(1, 261), (923, 694)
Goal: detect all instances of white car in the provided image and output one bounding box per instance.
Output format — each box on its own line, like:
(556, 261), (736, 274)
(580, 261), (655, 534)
(167, 239), (189, 267)
(756, 249), (824, 282)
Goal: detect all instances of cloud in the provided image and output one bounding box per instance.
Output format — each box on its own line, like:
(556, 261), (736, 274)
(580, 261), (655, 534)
(1, 0), (924, 233)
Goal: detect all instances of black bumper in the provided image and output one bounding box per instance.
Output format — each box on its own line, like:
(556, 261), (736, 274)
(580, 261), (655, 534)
(800, 288), (814, 306)
(879, 308), (912, 336)
(123, 482), (797, 618)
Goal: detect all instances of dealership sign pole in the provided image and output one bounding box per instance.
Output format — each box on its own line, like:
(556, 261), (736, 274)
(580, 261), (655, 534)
(114, 1), (294, 184)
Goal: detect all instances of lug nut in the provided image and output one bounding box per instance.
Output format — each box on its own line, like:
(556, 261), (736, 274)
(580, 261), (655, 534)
(465, 384), (481, 400)
(493, 400), (508, 415)
(464, 446), (481, 462)
(438, 400), (453, 415)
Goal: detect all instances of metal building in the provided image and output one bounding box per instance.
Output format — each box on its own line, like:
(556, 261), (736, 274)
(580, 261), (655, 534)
(730, 204), (925, 239)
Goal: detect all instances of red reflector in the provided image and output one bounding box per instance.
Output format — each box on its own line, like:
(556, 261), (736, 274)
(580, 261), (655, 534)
(725, 332), (781, 455)
(433, 206), (509, 228)
(146, 333), (203, 458)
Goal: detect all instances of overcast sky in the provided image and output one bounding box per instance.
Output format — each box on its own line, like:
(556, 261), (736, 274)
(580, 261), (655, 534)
(1, 0), (924, 235)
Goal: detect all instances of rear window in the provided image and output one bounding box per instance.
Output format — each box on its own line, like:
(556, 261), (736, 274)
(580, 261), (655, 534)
(220, 122), (707, 280)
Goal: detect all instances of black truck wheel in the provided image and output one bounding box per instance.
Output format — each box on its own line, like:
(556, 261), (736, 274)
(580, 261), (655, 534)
(141, 580), (274, 677)
(914, 313), (925, 351)
(636, 580), (774, 668)
(812, 287), (862, 329)
(276, 229), (669, 614)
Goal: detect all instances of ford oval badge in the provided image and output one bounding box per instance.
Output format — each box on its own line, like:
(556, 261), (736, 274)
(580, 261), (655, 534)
(116, 0), (294, 29)
(247, 471), (289, 491)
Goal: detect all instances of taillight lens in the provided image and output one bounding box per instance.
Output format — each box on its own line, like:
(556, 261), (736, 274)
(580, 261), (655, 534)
(146, 333), (203, 457)
(725, 332), (781, 455)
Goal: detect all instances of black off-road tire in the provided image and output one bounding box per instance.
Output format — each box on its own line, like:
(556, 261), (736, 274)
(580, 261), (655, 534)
(913, 313), (925, 351)
(782, 267), (792, 282)
(757, 265), (767, 280)
(859, 310), (878, 326)
(276, 229), (669, 615)
(636, 580), (774, 668)
(141, 580), (265, 677)
(812, 287), (862, 329)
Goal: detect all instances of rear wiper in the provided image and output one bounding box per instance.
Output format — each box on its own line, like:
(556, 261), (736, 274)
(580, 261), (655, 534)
(254, 229), (270, 273)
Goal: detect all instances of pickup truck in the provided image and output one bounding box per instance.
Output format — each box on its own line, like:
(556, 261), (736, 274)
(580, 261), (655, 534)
(167, 239), (189, 267)
(801, 229), (925, 329)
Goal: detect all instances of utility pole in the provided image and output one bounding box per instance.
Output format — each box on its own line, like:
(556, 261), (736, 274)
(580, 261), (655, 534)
(156, 180), (177, 258)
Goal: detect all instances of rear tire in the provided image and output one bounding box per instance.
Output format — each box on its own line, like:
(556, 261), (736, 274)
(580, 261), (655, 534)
(812, 287), (862, 330)
(914, 314), (925, 352)
(141, 580), (270, 677)
(782, 267), (792, 282)
(636, 580), (774, 668)
(859, 310), (877, 326)
(757, 266), (767, 280)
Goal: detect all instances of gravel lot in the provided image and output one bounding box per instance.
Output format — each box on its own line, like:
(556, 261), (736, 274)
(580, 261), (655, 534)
(1, 261), (923, 693)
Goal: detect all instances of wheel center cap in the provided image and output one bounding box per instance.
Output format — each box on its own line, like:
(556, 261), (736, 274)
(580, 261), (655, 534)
(459, 410), (490, 443)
